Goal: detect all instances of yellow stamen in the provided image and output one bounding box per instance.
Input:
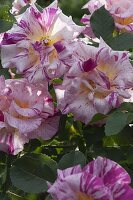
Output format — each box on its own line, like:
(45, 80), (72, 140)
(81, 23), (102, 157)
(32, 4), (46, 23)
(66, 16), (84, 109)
(15, 99), (29, 108)
(115, 16), (133, 25)
(78, 192), (93, 200)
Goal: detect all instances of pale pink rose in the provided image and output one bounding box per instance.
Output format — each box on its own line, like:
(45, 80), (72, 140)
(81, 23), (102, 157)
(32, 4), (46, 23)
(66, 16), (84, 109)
(1, 1), (84, 83)
(48, 157), (133, 200)
(0, 76), (28, 155)
(55, 40), (133, 124)
(81, 0), (133, 37)
(0, 76), (59, 154)
(10, 0), (37, 15)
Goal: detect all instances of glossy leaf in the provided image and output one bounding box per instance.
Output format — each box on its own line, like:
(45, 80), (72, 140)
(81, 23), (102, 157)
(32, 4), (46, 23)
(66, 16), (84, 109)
(90, 6), (115, 41)
(105, 111), (133, 136)
(109, 33), (133, 50)
(10, 153), (57, 193)
(58, 150), (86, 169)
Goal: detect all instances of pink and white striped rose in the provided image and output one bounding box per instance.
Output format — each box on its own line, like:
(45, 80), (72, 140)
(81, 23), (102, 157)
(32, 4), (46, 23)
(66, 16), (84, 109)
(55, 40), (133, 124)
(81, 0), (133, 37)
(1, 1), (84, 83)
(10, 0), (37, 15)
(0, 76), (59, 155)
(48, 156), (133, 200)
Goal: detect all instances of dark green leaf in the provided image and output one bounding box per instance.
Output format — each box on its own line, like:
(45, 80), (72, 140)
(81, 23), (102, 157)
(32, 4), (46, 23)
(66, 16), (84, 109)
(0, 194), (10, 200)
(105, 111), (133, 136)
(10, 153), (57, 193)
(0, 164), (6, 188)
(58, 150), (86, 169)
(0, 68), (10, 79)
(57, 114), (68, 140)
(19, 5), (30, 14)
(35, 3), (43, 12)
(83, 126), (105, 147)
(0, 5), (15, 33)
(119, 102), (133, 112)
(109, 33), (133, 50)
(89, 113), (106, 124)
(90, 6), (114, 42)
(0, 20), (13, 33)
(104, 126), (133, 147)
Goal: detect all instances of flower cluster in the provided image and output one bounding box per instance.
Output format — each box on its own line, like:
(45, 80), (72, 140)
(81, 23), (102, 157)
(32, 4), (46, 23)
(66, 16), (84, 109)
(55, 39), (133, 124)
(48, 156), (133, 200)
(0, 76), (59, 154)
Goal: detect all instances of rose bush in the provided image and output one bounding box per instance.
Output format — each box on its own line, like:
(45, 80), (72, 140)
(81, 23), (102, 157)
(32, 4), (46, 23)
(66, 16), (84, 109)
(0, 0), (133, 199)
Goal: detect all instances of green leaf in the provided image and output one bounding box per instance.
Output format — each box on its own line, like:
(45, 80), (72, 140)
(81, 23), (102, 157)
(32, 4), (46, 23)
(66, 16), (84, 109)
(105, 111), (133, 136)
(10, 153), (57, 193)
(58, 150), (86, 169)
(83, 126), (105, 147)
(89, 113), (106, 124)
(0, 164), (6, 188)
(0, 194), (10, 200)
(90, 6), (115, 42)
(119, 102), (133, 112)
(57, 114), (68, 140)
(109, 33), (133, 50)
(0, 20), (13, 33)
(18, 4), (30, 15)
(90, 146), (126, 163)
(104, 126), (133, 147)
(0, 5), (15, 33)
(0, 68), (10, 79)
(35, 3), (43, 12)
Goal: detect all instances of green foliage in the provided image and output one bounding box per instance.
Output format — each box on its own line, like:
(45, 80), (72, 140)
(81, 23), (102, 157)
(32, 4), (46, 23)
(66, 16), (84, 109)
(0, 68), (10, 79)
(109, 33), (133, 50)
(90, 6), (115, 42)
(10, 153), (57, 193)
(0, 5), (15, 33)
(105, 103), (133, 136)
(105, 111), (133, 136)
(90, 6), (133, 50)
(58, 150), (86, 169)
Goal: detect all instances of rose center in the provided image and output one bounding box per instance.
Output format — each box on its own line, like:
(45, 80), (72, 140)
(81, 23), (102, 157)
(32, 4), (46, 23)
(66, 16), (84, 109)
(78, 192), (93, 200)
(115, 16), (133, 25)
(40, 36), (53, 46)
